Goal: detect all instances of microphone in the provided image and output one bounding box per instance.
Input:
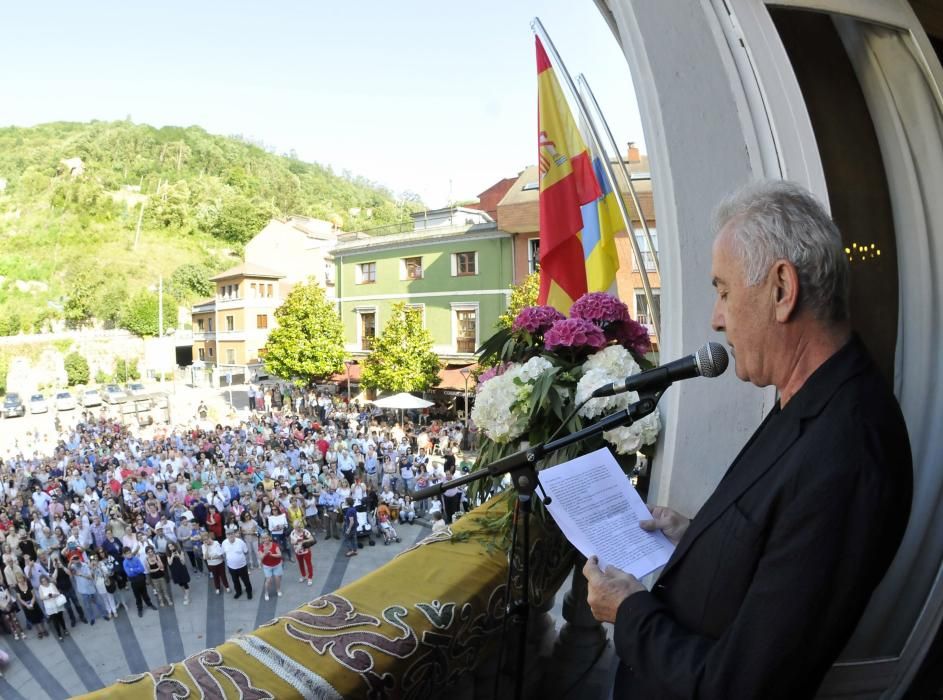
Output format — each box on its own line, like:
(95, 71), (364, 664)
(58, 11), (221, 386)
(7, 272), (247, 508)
(591, 342), (729, 398)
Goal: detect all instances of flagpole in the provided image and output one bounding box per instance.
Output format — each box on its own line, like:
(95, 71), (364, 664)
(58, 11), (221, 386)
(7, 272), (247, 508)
(532, 17), (661, 341)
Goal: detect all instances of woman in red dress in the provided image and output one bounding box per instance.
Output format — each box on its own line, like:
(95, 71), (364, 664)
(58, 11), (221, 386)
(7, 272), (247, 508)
(205, 505), (224, 543)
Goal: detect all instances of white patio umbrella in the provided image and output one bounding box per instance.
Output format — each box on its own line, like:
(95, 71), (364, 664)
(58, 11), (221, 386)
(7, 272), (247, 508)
(370, 393), (434, 410)
(370, 392), (434, 425)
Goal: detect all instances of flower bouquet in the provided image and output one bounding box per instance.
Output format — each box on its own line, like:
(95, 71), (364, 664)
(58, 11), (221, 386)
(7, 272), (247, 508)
(469, 292), (661, 509)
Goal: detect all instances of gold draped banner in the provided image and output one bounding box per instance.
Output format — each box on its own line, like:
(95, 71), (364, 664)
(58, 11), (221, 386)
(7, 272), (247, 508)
(78, 492), (573, 699)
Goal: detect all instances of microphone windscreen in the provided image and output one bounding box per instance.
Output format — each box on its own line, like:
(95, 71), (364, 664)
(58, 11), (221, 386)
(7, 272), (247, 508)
(697, 342), (729, 378)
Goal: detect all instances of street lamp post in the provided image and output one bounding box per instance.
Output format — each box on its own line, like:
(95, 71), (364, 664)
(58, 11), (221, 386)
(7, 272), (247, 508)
(459, 366), (471, 450)
(345, 360), (354, 406)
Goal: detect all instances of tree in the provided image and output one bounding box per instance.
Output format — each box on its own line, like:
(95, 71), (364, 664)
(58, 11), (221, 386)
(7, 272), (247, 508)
(63, 272), (101, 329)
(119, 290), (175, 337)
(64, 352), (90, 386)
(362, 302), (441, 393)
(169, 263), (214, 300)
(262, 280), (345, 383)
(497, 271), (541, 329)
(208, 194), (271, 243)
(114, 358), (140, 382)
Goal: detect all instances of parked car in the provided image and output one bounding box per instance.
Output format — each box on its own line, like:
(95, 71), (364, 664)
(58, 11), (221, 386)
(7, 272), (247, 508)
(54, 391), (77, 411)
(81, 389), (102, 408)
(125, 382), (149, 399)
(102, 384), (128, 405)
(28, 394), (48, 414)
(2, 393), (25, 419)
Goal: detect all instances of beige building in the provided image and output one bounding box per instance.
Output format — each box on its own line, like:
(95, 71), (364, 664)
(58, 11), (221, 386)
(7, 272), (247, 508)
(191, 216), (340, 382)
(244, 216), (338, 293)
(191, 264), (285, 376)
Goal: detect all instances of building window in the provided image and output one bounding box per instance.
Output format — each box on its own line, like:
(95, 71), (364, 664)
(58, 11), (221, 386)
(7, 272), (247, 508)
(632, 228), (658, 271)
(208, 346), (214, 357)
(455, 308), (477, 353)
(234, 284), (239, 298)
(405, 303), (425, 327)
(197, 319), (204, 331)
(360, 311), (376, 350)
(402, 256), (423, 280)
(250, 283), (257, 297)
(453, 251), (477, 276)
(226, 316), (234, 331)
(256, 314), (268, 329)
(357, 262), (377, 284)
(208, 318), (214, 331)
(528, 238), (540, 274)
(226, 349), (235, 364)
(634, 290), (661, 329)
(198, 348), (205, 361)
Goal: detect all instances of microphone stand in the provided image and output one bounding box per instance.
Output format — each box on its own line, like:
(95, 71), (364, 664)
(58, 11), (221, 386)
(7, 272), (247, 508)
(413, 393), (660, 700)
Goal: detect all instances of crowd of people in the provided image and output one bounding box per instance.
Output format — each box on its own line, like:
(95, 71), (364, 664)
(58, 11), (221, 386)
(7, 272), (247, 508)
(0, 387), (475, 649)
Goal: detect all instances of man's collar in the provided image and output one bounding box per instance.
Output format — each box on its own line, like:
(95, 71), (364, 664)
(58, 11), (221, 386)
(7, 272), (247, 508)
(780, 333), (872, 421)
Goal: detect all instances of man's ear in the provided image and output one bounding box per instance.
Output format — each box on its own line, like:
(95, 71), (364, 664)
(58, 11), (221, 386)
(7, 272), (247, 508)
(772, 259), (800, 322)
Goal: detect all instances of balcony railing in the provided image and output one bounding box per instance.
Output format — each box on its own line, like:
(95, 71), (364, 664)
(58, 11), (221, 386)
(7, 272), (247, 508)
(361, 336), (375, 351)
(456, 337), (477, 354)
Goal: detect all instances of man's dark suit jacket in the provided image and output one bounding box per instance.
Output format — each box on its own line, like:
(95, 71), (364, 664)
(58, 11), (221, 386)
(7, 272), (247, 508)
(613, 336), (913, 699)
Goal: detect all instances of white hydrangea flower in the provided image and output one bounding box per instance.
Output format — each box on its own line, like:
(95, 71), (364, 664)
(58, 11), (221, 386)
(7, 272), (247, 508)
(575, 345), (661, 454)
(471, 356), (555, 443)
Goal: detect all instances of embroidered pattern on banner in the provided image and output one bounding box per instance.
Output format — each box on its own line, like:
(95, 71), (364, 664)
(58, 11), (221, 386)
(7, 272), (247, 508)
(233, 634), (344, 700)
(399, 584), (507, 699)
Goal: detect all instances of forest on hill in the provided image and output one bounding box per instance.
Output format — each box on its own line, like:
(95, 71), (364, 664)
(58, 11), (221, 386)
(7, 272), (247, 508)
(0, 120), (421, 334)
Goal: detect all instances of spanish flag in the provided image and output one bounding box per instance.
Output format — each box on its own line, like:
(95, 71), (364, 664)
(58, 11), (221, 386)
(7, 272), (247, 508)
(536, 36), (602, 312)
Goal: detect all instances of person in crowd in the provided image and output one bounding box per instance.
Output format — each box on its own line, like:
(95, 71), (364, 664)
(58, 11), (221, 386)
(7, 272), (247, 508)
(397, 494), (416, 525)
(50, 553), (85, 626)
(88, 552), (118, 620)
(38, 574), (68, 640)
(177, 515), (203, 575)
(431, 512), (448, 535)
(201, 532), (229, 595)
(205, 505), (224, 543)
(342, 497), (359, 557)
(267, 505), (291, 563)
(258, 532), (283, 600)
(15, 572), (48, 638)
(239, 511), (260, 569)
(0, 583), (24, 640)
(101, 544), (129, 613)
(164, 542), (191, 605)
(145, 545), (172, 607)
(71, 556), (109, 624)
(319, 486), (340, 540)
(222, 527), (252, 600)
(289, 519), (316, 586)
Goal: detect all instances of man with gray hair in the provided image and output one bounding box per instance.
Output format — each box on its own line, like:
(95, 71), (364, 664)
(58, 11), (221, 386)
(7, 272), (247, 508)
(584, 181), (912, 699)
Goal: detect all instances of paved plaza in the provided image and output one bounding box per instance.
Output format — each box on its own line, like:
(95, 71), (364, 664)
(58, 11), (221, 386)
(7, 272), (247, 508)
(0, 523), (431, 699)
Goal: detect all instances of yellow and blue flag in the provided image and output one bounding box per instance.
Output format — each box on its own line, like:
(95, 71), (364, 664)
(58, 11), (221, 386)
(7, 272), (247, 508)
(579, 126), (623, 294)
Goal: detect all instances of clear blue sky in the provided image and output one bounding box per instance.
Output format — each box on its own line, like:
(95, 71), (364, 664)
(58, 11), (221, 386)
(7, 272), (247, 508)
(0, 0), (644, 208)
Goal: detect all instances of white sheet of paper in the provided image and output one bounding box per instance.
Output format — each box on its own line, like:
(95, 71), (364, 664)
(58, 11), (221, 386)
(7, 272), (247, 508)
(537, 447), (675, 578)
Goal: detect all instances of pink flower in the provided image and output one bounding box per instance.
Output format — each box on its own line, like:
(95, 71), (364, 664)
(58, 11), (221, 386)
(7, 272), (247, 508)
(613, 319), (652, 357)
(570, 292), (631, 326)
(512, 305), (566, 335)
(544, 319), (608, 352)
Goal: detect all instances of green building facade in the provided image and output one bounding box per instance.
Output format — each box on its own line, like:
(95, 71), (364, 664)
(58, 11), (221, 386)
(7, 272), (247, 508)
(333, 223), (513, 361)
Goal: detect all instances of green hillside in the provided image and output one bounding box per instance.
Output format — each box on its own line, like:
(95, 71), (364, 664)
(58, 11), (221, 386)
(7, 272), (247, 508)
(0, 120), (419, 334)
